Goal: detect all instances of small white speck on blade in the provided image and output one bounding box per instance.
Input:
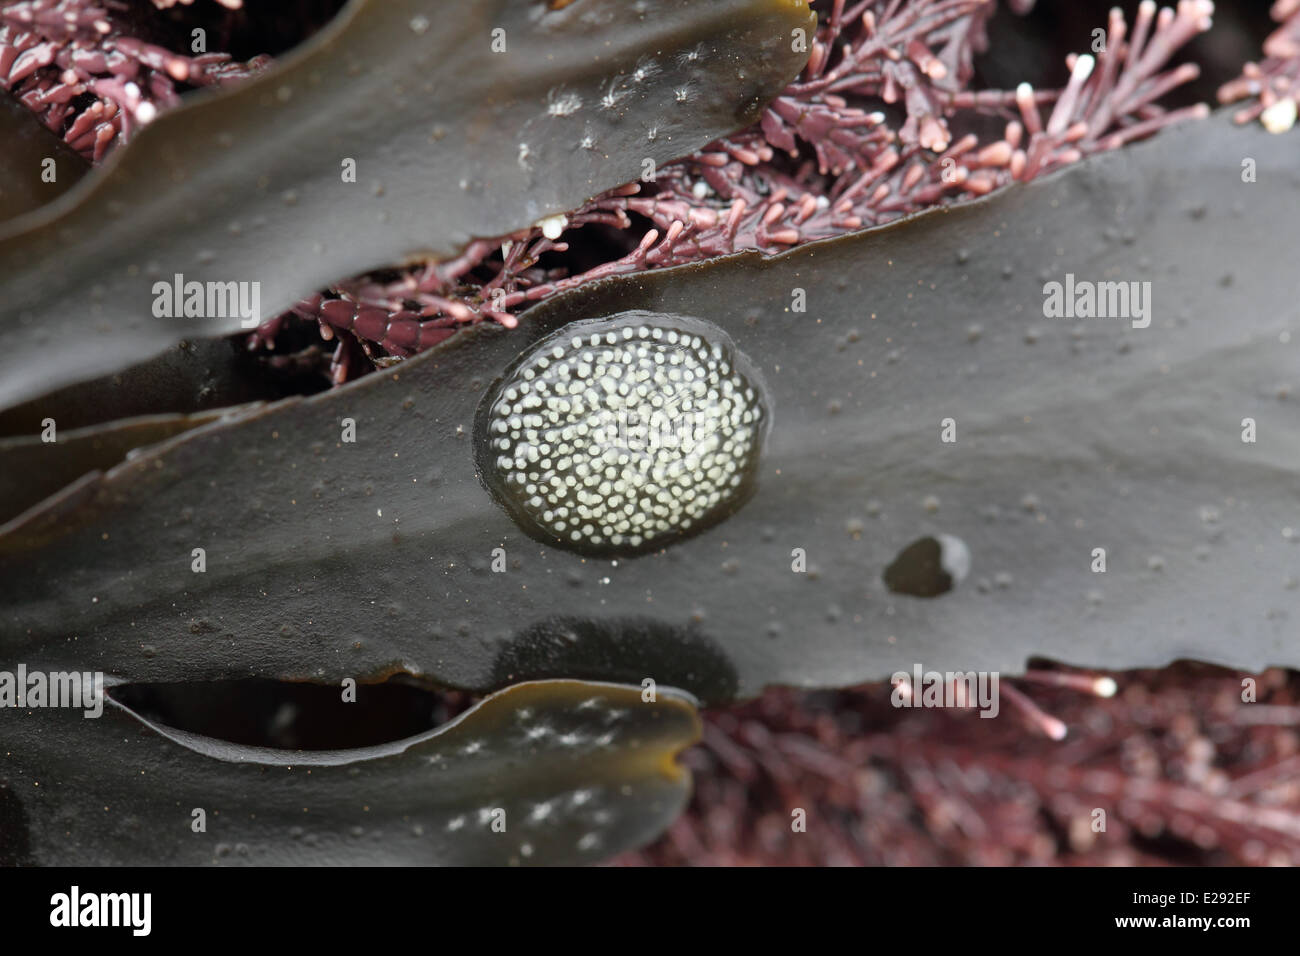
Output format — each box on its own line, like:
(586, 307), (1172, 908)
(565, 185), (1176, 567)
(1261, 97), (1298, 134)
(377, 509), (382, 518)
(537, 214), (568, 240)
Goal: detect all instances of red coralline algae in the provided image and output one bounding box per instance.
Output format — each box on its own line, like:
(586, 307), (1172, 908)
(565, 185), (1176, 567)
(1219, 0), (1300, 131)
(615, 664), (1300, 867)
(0, 0), (268, 161)
(2, 1), (1229, 377)
(271, 0), (1219, 378)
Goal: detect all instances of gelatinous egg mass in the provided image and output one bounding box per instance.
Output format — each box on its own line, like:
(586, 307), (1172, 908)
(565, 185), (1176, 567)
(478, 312), (768, 556)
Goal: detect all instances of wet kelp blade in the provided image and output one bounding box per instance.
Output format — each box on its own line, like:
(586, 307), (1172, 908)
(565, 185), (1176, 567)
(0, 93), (88, 222)
(0, 408), (240, 525)
(0, 337), (322, 437)
(0, 0), (815, 411)
(1, 679), (698, 865)
(1, 110), (1296, 701)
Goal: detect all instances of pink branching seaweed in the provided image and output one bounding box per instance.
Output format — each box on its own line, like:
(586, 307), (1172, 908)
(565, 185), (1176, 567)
(615, 663), (1300, 866)
(1, 1), (1220, 377)
(1218, 0), (1300, 131)
(271, 0), (1216, 380)
(0, 0), (267, 161)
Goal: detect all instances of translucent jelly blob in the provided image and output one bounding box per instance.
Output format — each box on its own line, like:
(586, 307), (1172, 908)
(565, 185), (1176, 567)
(476, 312), (769, 556)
